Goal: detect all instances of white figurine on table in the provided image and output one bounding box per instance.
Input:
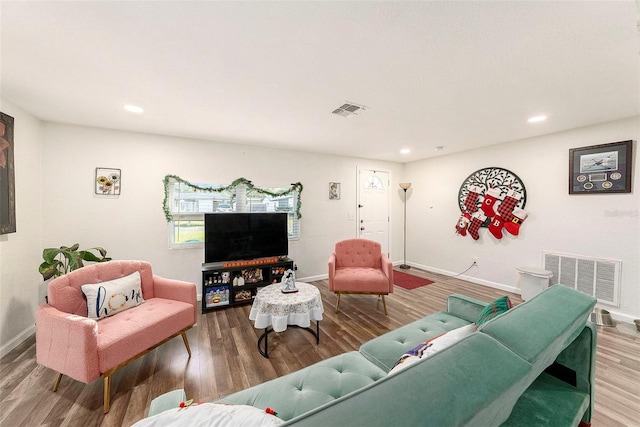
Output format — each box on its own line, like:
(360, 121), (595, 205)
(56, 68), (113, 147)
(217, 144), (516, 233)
(281, 269), (298, 293)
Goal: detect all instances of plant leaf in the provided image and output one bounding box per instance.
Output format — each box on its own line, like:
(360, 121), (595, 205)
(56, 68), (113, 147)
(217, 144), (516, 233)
(66, 251), (83, 272)
(42, 248), (62, 264)
(39, 261), (63, 280)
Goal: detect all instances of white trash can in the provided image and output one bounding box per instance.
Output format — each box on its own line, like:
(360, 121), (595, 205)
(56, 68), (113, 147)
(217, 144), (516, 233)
(516, 266), (553, 301)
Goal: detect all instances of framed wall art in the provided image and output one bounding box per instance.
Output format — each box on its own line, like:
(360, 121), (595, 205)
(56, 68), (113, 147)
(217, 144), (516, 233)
(95, 167), (121, 196)
(1, 112), (16, 235)
(329, 182), (340, 200)
(569, 140), (633, 194)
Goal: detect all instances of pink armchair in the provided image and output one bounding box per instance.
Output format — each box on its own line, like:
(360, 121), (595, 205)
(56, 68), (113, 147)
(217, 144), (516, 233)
(328, 238), (394, 315)
(35, 260), (196, 413)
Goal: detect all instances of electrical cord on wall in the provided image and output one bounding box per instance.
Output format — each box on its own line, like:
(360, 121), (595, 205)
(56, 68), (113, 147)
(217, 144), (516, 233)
(454, 261), (477, 277)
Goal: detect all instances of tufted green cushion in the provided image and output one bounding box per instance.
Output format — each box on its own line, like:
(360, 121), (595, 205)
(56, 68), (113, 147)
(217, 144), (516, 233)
(359, 311), (471, 372)
(216, 351), (387, 421)
(285, 334), (533, 427)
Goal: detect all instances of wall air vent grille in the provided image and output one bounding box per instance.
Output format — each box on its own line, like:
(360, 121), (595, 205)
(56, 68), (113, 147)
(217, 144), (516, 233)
(331, 102), (367, 117)
(543, 251), (620, 306)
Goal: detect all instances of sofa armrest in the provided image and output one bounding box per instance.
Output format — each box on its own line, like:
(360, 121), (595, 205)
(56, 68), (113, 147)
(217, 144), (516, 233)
(153, 276), (197, 324)
(446, 293), (488, 323)
(35, 305), (100, 383)
(380, 253), (393, 293)
(551, 322), (597, 425)
(328, 253), (336, 290)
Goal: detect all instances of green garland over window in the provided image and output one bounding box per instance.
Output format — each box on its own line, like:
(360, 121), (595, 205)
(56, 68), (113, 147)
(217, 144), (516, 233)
(162, 175), (303, 222)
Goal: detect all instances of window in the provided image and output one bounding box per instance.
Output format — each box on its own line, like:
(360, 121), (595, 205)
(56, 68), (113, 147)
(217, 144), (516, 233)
(165, 176), (301, 248)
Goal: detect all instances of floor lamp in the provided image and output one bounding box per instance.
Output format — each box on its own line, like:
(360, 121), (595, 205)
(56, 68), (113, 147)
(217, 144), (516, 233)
(399, 182), (412, 269)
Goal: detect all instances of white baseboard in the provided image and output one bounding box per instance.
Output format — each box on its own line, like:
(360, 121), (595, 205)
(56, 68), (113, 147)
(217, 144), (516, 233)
(398, 261), (636, 324)
(0, 324), (35, 359)
(298, 274), (327, 283)
(408, 262), (520, 294)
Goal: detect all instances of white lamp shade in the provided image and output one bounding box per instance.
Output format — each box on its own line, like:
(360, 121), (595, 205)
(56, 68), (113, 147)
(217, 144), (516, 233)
(399, 182), (412, 190)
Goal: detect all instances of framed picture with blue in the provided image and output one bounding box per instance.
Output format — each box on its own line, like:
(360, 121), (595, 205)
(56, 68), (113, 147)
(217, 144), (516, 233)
(205, 285), (230, 308)
(0, 112), (16, 235)
(569, 140), (633, 194)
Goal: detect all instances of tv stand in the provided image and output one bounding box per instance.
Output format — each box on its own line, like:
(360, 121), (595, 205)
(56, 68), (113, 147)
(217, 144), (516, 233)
(201, 257), (294, 312)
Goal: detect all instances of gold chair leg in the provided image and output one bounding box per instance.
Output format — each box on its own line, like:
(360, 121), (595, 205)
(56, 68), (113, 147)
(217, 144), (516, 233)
(336, 293), (341, 313)
(382, 295), (388, 315)
(181, 330), (192, 358)
(103, 374), (111, 413)
(53, 372), (62, 392)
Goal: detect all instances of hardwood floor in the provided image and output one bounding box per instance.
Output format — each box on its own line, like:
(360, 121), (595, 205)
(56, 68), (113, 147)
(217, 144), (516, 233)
(1, 270), (638, 426)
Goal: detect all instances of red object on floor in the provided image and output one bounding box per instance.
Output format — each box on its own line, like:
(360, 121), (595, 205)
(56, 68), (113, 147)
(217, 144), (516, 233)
(393, 270), (435, 290)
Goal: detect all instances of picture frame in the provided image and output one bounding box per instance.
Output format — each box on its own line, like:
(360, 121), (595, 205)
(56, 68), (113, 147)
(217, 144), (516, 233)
(95, 167), (121, 195)
(329, 182), (340, 200)
(569, 140), (633, 194)
(0, 112), (16, 235)
(205, 285), (230, 307)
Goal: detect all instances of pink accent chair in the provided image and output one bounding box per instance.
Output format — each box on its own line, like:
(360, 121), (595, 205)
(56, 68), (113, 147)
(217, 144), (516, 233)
(35, 260), (197, 413)
(328, 239), (394, 315)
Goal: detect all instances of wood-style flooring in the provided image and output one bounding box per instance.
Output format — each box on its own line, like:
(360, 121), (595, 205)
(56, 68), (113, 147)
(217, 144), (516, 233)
(1, 269), (638, 426)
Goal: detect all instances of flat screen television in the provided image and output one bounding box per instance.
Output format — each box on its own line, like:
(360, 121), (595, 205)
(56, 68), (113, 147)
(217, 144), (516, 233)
(204, 212), (288, 263)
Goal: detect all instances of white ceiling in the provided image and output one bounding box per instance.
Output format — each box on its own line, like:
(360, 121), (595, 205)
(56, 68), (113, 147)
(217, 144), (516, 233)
(1, 1), (638, 163)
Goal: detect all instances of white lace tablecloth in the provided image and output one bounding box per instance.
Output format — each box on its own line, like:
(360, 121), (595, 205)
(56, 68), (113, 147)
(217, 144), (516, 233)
(249, 282), (324, 332)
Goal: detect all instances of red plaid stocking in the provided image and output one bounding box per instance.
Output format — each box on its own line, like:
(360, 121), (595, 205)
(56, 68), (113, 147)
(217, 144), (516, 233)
(497, 189), (521, 222)
(464, 186), (482, 213)
(489, 189), (521, 239)
(468, 212), (486, 240)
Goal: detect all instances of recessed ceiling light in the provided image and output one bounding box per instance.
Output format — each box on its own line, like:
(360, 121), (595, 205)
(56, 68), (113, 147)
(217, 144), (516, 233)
(400, 148), (410, 154)
(123, 104), (144, 114)
(434, 146), (444, 151)
(528, 115), (546, 123)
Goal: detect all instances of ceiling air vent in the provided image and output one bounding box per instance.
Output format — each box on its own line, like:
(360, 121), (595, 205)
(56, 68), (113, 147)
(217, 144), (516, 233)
(331, 102), (367, 117)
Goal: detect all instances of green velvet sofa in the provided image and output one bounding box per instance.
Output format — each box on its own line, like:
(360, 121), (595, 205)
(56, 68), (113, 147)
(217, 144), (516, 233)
(145, 285), (597, 427)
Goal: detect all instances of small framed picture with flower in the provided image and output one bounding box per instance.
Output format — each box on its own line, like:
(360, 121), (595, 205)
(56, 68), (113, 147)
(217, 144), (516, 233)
(95, 168), (121, 195)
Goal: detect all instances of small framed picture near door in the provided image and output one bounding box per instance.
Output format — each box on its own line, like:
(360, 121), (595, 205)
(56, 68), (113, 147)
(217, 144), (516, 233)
(329, 182), (340, 200)
(569, 140), (633, 194)
(95, 167), (122, 195)
(0, 112), (16, 234)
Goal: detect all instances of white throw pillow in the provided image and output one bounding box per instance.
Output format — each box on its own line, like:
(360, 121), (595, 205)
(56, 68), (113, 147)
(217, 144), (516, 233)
(131, 403), (284, 427)
(388, 324), (476, 375)
(82, 271), (144, 319)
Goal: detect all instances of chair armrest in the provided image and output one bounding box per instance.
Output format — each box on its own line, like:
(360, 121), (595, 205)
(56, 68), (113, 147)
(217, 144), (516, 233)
(328, 253), (336, 290)
(35, 305), (100, 383)
(153, 275), (197, 324)
(381, 253), (394, 293)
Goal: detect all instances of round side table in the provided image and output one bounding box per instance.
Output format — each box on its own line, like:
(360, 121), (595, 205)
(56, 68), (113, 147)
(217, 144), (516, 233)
(249, 282), (324, 358)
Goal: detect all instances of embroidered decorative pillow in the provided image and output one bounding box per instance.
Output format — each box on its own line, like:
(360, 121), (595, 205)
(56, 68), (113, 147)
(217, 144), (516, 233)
(82, 271), (144, 319)
(388, 324), (476, 375)
(476, 295), (513, 326)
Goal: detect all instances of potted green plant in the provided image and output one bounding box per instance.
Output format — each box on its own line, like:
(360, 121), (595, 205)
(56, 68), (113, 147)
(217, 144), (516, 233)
(39, 243), (111, 280)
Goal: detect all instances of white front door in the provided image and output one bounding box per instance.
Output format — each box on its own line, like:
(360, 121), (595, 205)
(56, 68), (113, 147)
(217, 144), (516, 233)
(357, 168), (390, 256)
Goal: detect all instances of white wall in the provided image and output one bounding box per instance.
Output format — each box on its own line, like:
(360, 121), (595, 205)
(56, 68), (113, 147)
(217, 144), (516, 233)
(39, 122), (404, 289)
(404, 116), (639, 322)
(0, 100), (44, 356)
